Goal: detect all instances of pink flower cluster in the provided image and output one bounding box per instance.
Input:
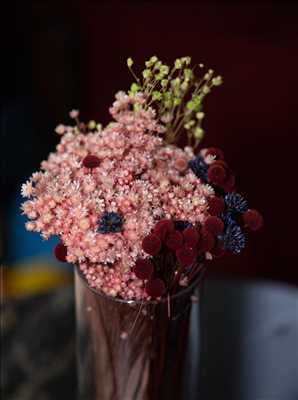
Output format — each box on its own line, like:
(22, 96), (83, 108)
(21, 92), (216, 300)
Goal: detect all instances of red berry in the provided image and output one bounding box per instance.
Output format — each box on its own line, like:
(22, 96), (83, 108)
(242, 209), (263, 231)
(166, 231), (184, 250)
(142, 234), (162, 256)
(207, 196), (225, 216)
(54, 243), (67, 262)
(146, 278), (166, 298)
(198, 230), (215, 252)
(133, 259), (154, 280)
(153, 219), (174, 241)
(211, 159), (228, 168)
(204, 216), (224, 236)
(205, 147), (225, 160)
(176, 245), (197, 267)
(82, 155), (100, 169)
(207, 162), (227, 185)
(183, 226), (200, 248)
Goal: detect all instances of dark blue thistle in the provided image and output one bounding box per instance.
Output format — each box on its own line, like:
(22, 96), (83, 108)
(224, 192), (248, 214)
(97, 212), (124, 234)
(220, 211), (235, 228)
(219, 222), (245, 254)
(188, 155), (208, 182)
(174, 220), (193, 232)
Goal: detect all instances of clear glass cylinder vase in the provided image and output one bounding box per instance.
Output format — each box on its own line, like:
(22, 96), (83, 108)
(75, 266), (204, 400)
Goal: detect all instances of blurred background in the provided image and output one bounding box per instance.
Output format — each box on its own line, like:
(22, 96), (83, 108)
(2, 1), (298, 399)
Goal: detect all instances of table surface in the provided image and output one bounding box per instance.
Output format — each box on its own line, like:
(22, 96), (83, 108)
(2, 278), (298, 400)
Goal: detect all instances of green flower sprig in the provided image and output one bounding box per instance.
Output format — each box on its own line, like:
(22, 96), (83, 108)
(126, 56), (223, 148)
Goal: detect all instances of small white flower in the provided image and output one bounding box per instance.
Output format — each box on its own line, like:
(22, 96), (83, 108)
(203, 184), (215, 196)
(205, 154), (216, 165)
(21, 181), (34, 198)
(31, 172), (42, 182)
(25, 221), (35, 231)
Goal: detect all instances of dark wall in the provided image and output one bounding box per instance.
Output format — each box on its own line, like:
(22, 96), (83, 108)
(2, 1), (83, 261)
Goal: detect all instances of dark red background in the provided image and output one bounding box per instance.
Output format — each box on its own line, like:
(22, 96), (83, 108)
(5, 2), (298, 284)
(79, 2), (298, 284)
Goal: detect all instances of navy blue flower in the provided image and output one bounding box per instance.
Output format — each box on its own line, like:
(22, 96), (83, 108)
(219, 222), (245, 254)
(220, 211), (235, 227)
(174, 220), (193, 232)
(97, 212), (124, 234)
(224, 192), (248, 214)
(188, 155), (208, 182)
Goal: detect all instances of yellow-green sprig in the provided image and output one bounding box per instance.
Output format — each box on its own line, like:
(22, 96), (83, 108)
(126, 56), (223, 149)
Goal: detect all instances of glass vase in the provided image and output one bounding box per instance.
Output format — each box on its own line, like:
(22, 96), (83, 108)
(75, 266), (204, 400)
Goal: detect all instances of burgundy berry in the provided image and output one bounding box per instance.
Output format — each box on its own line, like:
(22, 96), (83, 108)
(153, 219), (175, 241)
(54, 243), (67, 262)
(204, 216), (224, 236)
(207, 162), (227, 185)
(142, 234), (162, 256)
(242, 209), (264, 231)
(133, 259), (154, 280)
(176, 245), (197, 267)
(183, 226), (200, 248)
(82, 155), (100, 169)
(166, 231), (184, 251)
(207, 196), (225, 216)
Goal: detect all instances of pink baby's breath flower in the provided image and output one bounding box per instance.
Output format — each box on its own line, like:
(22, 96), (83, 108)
(69, 109), (79, 119)
(161, 113), (173, 123)
(21, 181), (34, 198)
(27, 211), (37, 219)
(174, 157), (188, 172)
(41, 213), (53, 224)
(55, 124), (66, 135)
(79, 218), (91, 231)
(25, 221), (35, 231)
